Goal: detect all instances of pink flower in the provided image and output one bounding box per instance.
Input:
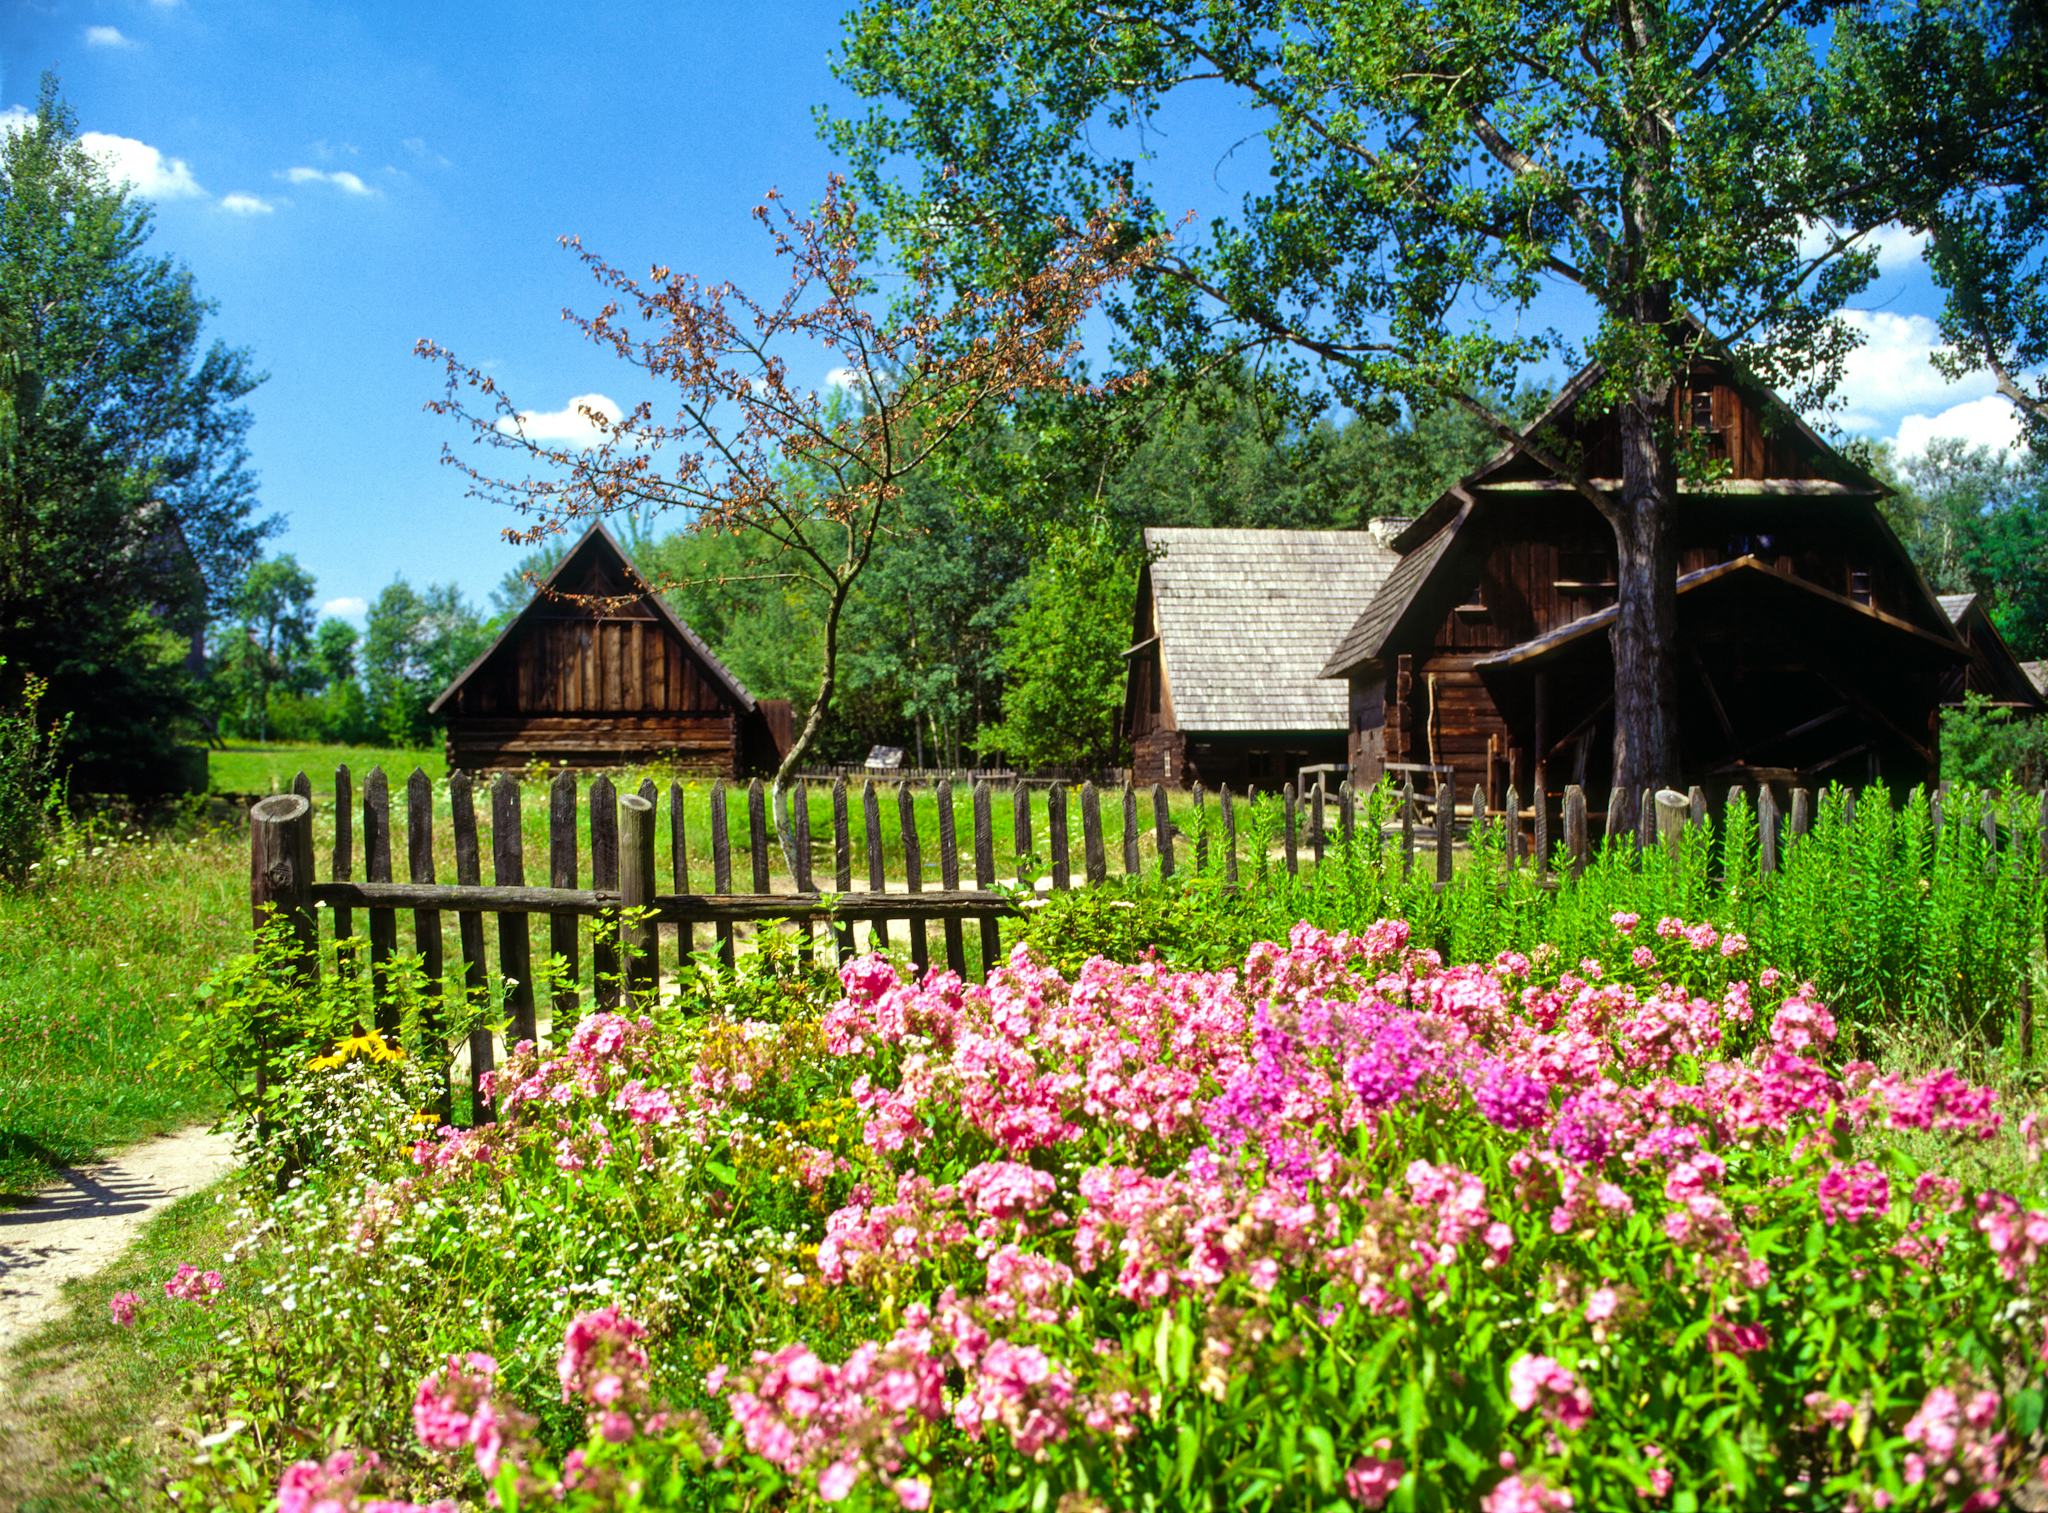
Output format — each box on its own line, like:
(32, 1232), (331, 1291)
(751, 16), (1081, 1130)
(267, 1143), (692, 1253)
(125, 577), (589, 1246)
(1507, 1354), (1592, 1431)
(413, 1352), (500, 1453)
(163, 1263), (224, 1305)
(1482, 1471), (1576, 1513)
(108, 1291), (140, 1327)
(1610, 912), (1640, 935)
(1817, 1161), (1891, 1225)
(894, 1479), (932, 1510)
(275, 1450), (456, 1513)
(1583, 1286), (1619, 1322)
(1345, 1446), (1404, 1507)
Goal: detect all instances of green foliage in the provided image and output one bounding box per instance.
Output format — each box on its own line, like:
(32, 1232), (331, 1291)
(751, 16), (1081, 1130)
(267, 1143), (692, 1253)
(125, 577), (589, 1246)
(362, 577), (488, 746)
(1940, 691), (2048, 787)
(1877, 440), (2048, 657)
(0, 76), (272, 790)
(0, 661), (68, 887)
(982, 523), (1135, 768)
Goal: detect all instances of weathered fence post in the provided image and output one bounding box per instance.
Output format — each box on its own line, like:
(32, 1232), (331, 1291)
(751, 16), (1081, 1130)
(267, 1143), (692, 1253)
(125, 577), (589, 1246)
(1310, 778), (1325, 869)
(1121, 783), (1141, 874)
(1605, 786), (1629, 855)
(1400, 781), (1416, 874)
(492, 775), (537, 1047)
(1758, 785), (1780, 874)
(1338, 780), (1355, 850)
(1153, 783), (1175, 878)
(332, 764), (355, 978)
(1564, 784), (1588, 875)
(448, 772), (492, 1121)
(1533, 762), (1550, 878)
(618, 792), (657, 1008)
(833, 778), (856, 964)
(1012, 778), (1033, 878)
(972, 781), (998, 977)
(1081, 781), (1107, 885)
(1220, 785), (1239, 885)
(591, 775), (620, 1008)
(1505, 786), (1521, 869)
(1472, 785), (1487, 860)
(250, 793), (318, 981)
(1790, 787), (1812, 843)
(1434, 783), (1453, 886)
(406, 770), (446, 1115)
(1194, 782), (1210, 871)
(364, 767), (397, 1032)
(791, 780), (816, 966)
(711, 782), (737, 968)
(672, 781), (700, 965)
(862, 780), (889, 953)
(1284, 782), (1300, 875)
(937, 780), (966, 977)
(1638, 787), (1656, 853)
(747, 779), (771, 894)
(1688, 785), (1708, 829)
(550, 772), (582, 1023)
(1656, 788), (1689, 863)
(899, 783), (930, 975)
(637, 780), (662, 986)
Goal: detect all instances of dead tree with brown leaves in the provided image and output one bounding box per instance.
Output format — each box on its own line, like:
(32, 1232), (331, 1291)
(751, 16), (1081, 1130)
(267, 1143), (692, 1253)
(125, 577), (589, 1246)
(417, 178), (1158, 859)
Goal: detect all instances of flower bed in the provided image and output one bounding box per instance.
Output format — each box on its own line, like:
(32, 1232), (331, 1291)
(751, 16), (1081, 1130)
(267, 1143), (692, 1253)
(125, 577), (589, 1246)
(165, 918), (2046, 1510)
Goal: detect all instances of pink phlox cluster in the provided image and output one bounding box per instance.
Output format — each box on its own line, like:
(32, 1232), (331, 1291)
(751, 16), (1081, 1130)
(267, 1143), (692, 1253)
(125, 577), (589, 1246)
(1878, 1068), (2003, 1140)
(558, 1305), (653, 1442)
(108, 1290), (140, 1326)
(409, 1124), (500, 1179)
(1817, 1161), (1891, 1225)
(1507, 1353), (1593, 1431)
(1482, 1470), (1577, 1512)
(1769, 991), (1837, 1056)
(1345, 1444), (1405, 1508)
(1704, 1317), (1770, 1355)
(275, 1450), (455, 1513)
(957, 1160), (1060, 1222)
(163, 1262), (223, 1305)
(1610, 912), (1641, 934)
(951, 1338), (1076, 1458)
(1974, 1192), (2048, 1286)
(613, 1078), (678, 1127)
(817, 1178), (971, 1286)
(411, 1351), (535, 1480)
(1901, 1386), (2005, 1511)
(982, 1244), (1076, 1323)
(725, 1325), (948, 1502)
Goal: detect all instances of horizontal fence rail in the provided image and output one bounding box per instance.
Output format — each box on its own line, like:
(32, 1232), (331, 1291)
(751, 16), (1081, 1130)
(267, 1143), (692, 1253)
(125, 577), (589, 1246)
(250, 767), (2046, 1126)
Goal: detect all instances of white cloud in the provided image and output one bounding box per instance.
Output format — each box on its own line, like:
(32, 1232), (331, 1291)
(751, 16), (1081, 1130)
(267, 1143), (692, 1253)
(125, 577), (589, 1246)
(1828, 309), (1995, 430)
(1894, 395), (2027, 458)
(1796, 219), (1928, 275)
(321, 596), (368, 621)
(283, 166), (374, 196)
(494, 393), (624, 447)
(219, 191), (276, 216)
(823, 366), (863, 392)
(84, 24), (138, 48)
(0, 106), (30, 138)
(401, 135), (451, 168)
(81, 129), (204, 199)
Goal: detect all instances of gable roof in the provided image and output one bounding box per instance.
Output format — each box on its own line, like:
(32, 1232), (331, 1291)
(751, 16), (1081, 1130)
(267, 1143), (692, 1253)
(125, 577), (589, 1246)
(1138, 527), (1399, 732)
(1318, 501), (1474, 679)
(429, 521), (756, 716)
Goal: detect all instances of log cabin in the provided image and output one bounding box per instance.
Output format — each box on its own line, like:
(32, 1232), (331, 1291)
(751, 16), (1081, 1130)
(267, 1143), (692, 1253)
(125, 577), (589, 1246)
(432, 523), (789, 775)
(1320, 352), (1992, 803)
(1124, 526), (1401, 788)
(1936, 593), (2048, 713)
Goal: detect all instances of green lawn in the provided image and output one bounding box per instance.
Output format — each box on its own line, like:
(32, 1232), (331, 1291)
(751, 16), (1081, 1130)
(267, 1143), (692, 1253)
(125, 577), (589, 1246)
(0, 826), (243, 1199)
(208, 741), (443, 797)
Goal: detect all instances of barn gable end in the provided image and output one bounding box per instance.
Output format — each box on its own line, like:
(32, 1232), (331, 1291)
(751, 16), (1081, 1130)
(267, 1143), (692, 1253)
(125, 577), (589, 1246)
(433, 524), (785, 775)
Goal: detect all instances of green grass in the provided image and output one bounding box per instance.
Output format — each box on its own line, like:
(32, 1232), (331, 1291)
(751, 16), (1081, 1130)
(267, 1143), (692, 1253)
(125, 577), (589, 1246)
(0, 826), (243, 1198)
(208, 741), (442, 797)
(0, 1185), (236, 1511)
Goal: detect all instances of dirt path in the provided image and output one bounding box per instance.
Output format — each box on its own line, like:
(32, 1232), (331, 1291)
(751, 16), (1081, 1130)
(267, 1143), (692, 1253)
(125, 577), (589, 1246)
(0, 1126), (238, 1353)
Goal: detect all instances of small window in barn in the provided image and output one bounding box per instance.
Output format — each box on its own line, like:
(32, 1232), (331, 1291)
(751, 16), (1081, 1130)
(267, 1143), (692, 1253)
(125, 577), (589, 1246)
(1556, 549), (1616, 594)
(1848, 568), (1873, 606)
(1690, 387), (1726, 457)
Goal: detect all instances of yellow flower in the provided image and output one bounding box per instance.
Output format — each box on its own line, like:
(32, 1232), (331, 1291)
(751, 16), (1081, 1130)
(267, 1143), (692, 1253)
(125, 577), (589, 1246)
(305, 1029), (407, 1071)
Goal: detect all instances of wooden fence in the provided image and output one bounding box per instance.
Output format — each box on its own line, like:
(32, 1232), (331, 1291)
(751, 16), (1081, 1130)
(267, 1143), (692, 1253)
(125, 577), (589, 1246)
(249, 768), (2036, 1120)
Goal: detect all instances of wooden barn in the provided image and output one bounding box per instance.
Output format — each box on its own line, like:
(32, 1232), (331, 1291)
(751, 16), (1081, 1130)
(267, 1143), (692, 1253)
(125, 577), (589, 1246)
(1320, 352), (1978, 802)
(432, 523), (789, 775)
(1123, 527), (1401, 788)
(1936, 593), (2048, 714)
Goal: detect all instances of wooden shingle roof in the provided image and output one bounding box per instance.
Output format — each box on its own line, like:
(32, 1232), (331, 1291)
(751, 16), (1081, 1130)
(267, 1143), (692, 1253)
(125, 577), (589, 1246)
(1142, 527), (1400, 733)
(1318, 504), (1473, 679)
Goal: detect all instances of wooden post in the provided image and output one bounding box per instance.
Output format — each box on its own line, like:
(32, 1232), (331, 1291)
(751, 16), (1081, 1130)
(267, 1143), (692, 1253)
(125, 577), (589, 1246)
(332, 764), (355, 978)
(364, 768), (398, 1033)
(1564, 783), (1588, 876)
(862, 779), (889, 952)
(1790, 787), (1812, 842)
(590, 775), (620, 1009)
(791, 780), (816, 965)
(711, 782), (737, 968)
(1505, 786), (1521, 869)
(1472, 785), (1487, 860)
(1193, 782), (1210, 870)
(899, 784), (929, 975)
(1688, 785), (1708, 829)
(1533, 762), (1550, 878)
(1012, 777), (1033, 878)
(405, 770), (444, 1104)
(618, 793), (657, 1007)
(1310, 779), (1325, 868)
(1153, 783), (1175, 878)
(833, 778), (855, 963)
(1759, 784), (1780, 875)
(1120, 783), (1140, 874)
(448, 772), (492, 1122)
(1338, 780), (1355, 850)
(1605, 786), (1629, 854)
(936, 780), (965, 976)
(492, 775), (537, 1047)
(1081, 781), (1107, 885)
(638, 778), (662, 985)
(1284, 782), (1300, 875)
(671, 781), (699, 965)
(1220, 784), (1239, 885)
(1400, 781), (1416, 874)
(972, 781), (998, 978)
(747, 778), (771, 894)
(250, 793), (317, 981)
(1435, 783), (1453, 885)
(1638, 787), (1656, 852)
(549, 772), (581, 1026)
(1656, 788), (1688, 862)
(1047, 783), (1071, 891)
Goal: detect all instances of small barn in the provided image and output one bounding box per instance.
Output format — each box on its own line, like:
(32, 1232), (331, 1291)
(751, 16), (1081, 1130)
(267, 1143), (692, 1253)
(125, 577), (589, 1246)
(1123, 526), (1401, 788)
(432, 523), (789, 775)
(1936, 593), (2048, 714)
(1320, 351), (1977, 800)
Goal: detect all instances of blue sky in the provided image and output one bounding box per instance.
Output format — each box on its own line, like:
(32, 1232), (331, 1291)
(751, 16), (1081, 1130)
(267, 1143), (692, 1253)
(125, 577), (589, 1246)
(0, 1), (2022, 625)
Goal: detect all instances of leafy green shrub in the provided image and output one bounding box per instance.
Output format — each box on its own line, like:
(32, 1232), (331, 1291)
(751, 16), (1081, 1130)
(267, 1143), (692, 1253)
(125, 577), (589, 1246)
(1940, 691), (2048, 787)
(0, 661), (69, 887)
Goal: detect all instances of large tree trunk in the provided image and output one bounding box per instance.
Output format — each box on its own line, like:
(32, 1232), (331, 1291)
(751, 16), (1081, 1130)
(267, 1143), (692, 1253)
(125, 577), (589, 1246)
(1608, 392), (1680, 794)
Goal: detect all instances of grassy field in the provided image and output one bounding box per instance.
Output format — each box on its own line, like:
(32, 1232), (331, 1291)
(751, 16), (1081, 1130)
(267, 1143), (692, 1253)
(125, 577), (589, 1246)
(208, 741), (443, 796)
(0, 825), (244, 1199)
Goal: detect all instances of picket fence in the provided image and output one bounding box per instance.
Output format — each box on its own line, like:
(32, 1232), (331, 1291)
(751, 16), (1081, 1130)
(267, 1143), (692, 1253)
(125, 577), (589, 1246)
(247, 768), (2040, 1120)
